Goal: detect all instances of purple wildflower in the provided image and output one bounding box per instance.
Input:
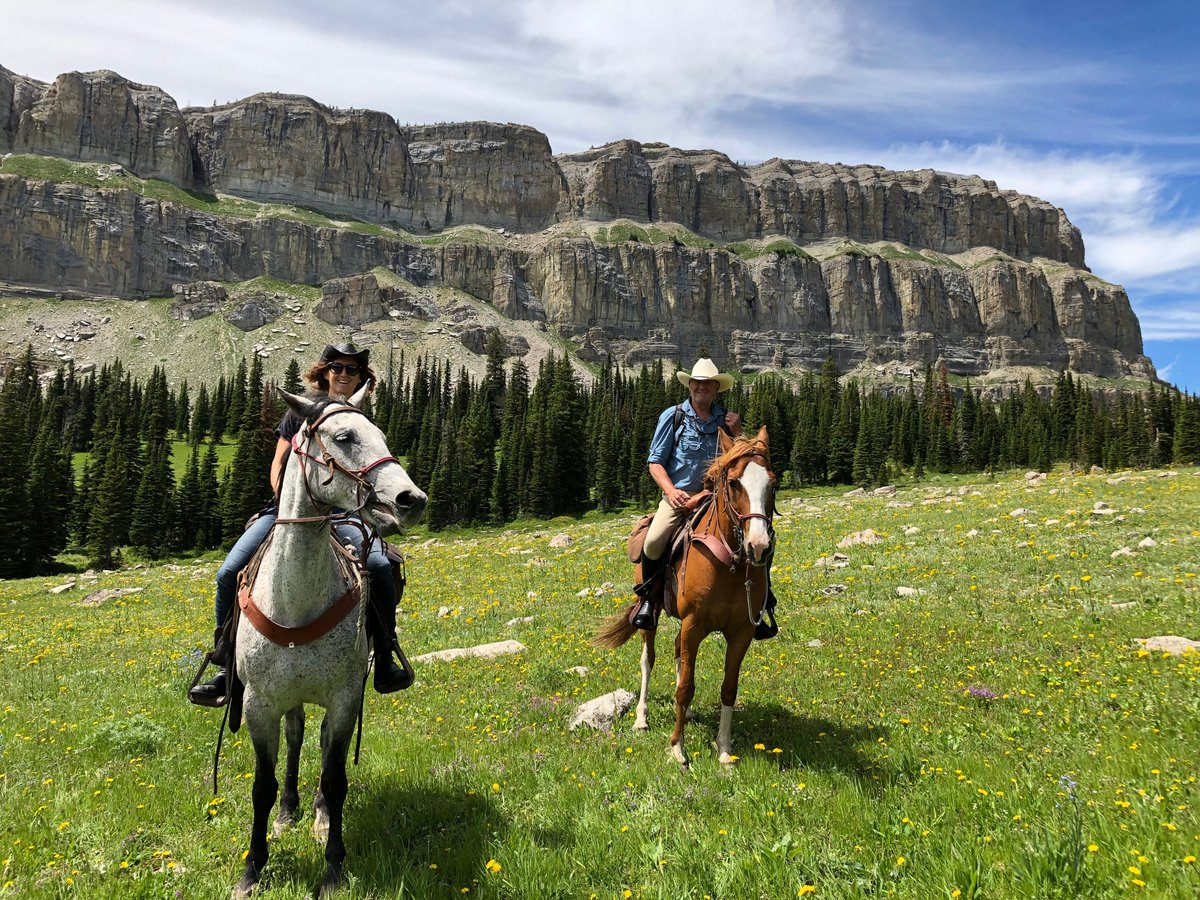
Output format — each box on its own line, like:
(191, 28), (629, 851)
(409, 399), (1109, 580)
(966, 684), (998, 701)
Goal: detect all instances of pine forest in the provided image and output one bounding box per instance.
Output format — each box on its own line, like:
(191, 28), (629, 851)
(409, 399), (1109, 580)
(2, 332), (1199, 579)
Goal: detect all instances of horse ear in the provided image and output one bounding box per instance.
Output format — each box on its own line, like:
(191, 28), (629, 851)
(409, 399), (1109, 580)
(718, 427), (734, 453)
(756, 425), (769, 448)
(347, 382), (371, 408)
(277, 387), (318, 420)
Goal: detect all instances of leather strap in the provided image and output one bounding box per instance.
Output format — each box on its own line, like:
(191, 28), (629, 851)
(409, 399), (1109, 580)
(237, 581), (361, 647)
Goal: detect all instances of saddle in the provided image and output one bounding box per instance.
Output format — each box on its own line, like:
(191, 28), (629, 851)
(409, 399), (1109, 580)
(187, 525), (407, 728)
(627, 492), (716, 620)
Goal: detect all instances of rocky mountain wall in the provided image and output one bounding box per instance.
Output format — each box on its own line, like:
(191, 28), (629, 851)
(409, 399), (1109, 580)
(2, 66), (1083, 262)
(0, 174), (1151, 379)
(1, 66), (193, 185)
(0, 64), (1156, 383)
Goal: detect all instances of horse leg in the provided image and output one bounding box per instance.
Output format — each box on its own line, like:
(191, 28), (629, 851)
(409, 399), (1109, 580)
(312, 715), (331, 845)
(669, 621), (703, 768)
(274, 705), (305, 836)
(233, 713), (281, 899)
(315, 707), (355, 898)
(634, 630), (656, 731)
(715, 630), (754, 766)
(672, 629), (695, 723)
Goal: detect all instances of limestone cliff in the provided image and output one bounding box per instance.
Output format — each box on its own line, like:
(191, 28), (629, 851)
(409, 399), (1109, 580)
(0, 64), (1156, 383)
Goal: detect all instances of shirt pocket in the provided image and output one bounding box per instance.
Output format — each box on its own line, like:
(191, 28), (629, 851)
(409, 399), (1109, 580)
(677, 429), (705, 455)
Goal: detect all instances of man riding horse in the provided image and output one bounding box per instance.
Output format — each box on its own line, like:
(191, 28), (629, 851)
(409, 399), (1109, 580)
(632, 357), (778, 639)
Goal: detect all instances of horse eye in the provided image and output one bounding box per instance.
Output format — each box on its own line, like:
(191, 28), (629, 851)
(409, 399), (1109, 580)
(333, 431), (355, 444)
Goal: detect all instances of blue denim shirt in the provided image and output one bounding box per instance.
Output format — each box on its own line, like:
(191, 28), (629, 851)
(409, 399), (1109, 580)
(647, 400), (727, 492)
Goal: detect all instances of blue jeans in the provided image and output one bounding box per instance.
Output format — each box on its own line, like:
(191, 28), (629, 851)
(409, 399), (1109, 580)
(214, 512), (395, 627)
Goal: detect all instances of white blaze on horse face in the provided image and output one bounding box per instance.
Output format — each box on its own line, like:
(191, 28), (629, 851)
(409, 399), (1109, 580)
(740, 459), (773, 564)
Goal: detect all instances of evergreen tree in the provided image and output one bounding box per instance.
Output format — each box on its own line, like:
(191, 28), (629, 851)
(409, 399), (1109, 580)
(174, 379), (191, 437)
(190, 382), (212, 445)
(195, 440), (223, 550)
(88, 420), (133, 567)
(283, 357), (303, 394)
(0, 353), (34, 575)
(26, 408), (74, 570)
(1173, 392), (1200, 464)
(129, 438), (174, 557)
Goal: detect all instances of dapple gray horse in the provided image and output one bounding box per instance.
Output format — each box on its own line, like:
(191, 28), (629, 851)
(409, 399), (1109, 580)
(232, 387), (426, 899)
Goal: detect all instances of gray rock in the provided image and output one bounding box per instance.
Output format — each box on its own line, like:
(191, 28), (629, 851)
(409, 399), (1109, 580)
(569, 688), (637, 732)
(413, 640), (526, 663)
(1135, 636), (1200, 656)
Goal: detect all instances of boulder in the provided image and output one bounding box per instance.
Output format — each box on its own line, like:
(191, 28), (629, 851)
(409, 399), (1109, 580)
(170, 281), (227, 320)
(413, 640), (526, 663)
(569, 688), (637, 731)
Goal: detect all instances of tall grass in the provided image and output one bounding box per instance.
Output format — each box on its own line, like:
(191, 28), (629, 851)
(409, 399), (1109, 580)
(2, 467), (1198, 897)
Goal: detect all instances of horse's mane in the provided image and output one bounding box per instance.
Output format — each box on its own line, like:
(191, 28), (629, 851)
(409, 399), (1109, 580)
(704, 435), (770, 484)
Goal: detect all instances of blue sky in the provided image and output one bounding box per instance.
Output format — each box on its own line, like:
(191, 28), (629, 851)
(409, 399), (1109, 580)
(2, 0), (1197, 390)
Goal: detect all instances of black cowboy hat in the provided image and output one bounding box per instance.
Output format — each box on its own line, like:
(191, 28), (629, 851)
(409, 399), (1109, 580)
(319, 341), (370, 370)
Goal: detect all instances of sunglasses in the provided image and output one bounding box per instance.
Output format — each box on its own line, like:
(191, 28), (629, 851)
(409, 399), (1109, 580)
(327, 363), (361, 376)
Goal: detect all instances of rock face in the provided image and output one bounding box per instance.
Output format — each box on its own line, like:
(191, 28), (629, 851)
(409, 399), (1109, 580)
(0, 65), (1157, 382)
(1, 66), (193, 185)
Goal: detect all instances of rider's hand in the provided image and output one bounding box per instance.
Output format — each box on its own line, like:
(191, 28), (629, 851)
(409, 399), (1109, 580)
(724, 411), (743, 436)
(667, 487), (690, 508)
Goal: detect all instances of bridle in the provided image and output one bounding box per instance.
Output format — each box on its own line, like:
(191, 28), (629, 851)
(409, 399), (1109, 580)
(714, 448), (777, 567)
(279, 404), (400, 525)
(709, 445), (778, 627)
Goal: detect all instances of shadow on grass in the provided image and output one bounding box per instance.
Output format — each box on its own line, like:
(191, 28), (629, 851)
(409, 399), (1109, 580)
(719, 702), (892, 788)
(343, 778), (500, 896)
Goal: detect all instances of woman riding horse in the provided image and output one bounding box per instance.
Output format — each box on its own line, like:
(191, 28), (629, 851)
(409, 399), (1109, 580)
(189, 342), (411, 705)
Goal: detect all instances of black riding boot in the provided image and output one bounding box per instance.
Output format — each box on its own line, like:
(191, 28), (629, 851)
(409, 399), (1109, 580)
(369, 597), (413, 693)
(631, 553), (664, 630)
(188, 627), (229, 707)
(754, 586), (780, 641)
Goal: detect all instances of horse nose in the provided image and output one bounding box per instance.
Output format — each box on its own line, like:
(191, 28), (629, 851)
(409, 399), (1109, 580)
(396, 488), (427, 521)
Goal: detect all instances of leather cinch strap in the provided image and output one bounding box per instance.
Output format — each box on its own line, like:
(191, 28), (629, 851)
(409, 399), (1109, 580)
(237, 581), (361, 647)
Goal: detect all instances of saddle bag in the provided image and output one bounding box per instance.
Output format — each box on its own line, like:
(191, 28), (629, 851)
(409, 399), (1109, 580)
(627, 514), (654, 563)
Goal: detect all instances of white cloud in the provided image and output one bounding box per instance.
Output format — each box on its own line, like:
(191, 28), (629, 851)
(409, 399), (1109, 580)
(1131, 303), (1200, 342)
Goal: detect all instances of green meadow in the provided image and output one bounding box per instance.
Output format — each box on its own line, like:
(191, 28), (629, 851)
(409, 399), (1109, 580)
(1, 467), (1198, 898)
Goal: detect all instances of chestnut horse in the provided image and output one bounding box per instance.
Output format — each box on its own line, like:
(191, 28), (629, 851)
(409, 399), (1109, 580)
(595, 426), (776, 766)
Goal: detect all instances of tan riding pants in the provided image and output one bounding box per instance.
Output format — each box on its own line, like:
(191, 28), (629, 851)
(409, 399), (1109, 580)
(643, 495), (694, 560)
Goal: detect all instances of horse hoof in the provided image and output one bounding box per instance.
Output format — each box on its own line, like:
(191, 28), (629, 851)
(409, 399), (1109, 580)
(318, 866), (343, 897)
(634, 718), (649, 732)
(272, 815), (294, 838)
(232, 877), (257, 899)
(669, 745), (689, 768)
(719, 752), (738, 766)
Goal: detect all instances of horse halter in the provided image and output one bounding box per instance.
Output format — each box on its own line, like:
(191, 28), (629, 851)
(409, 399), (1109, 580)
(287, 404), (400, 517)
(717, 449), (777, 568)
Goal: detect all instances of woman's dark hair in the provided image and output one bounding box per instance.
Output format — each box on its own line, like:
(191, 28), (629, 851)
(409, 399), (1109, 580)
(303, 359), (377, 394)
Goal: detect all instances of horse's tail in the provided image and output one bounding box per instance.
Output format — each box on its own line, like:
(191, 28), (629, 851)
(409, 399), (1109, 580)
(592, 605), (638, 650)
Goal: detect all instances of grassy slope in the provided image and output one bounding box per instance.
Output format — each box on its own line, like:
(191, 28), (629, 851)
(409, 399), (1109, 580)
(3, 486), (1198, 890)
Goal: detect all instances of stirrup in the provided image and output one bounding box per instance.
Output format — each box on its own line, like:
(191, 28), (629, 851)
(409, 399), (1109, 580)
(188, 668), (229, 707)
(631, 600), (657, 631)
(754, 608), (779, 641)
(373, 642), (415, 693)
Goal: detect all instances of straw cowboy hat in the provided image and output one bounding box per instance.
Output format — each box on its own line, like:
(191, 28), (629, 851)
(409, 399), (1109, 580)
(675, 358), (734, 392)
